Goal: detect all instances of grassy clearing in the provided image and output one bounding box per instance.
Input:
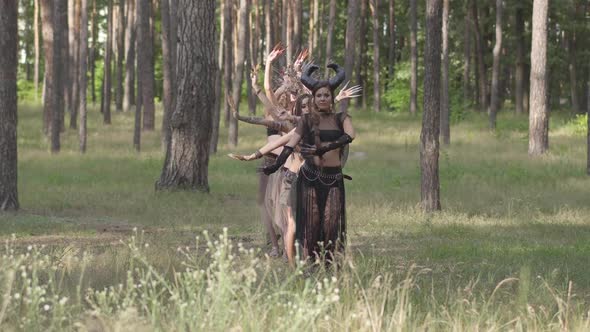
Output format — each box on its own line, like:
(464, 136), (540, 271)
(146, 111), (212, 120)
(1, 104), (589, 330)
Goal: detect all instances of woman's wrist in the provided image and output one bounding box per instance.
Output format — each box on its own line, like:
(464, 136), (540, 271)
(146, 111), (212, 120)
(254, 150), (263, 159)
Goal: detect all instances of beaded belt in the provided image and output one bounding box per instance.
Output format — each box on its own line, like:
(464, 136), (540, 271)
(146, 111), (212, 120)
(301, 163), (342, 186)
(282, 169), (298, 184)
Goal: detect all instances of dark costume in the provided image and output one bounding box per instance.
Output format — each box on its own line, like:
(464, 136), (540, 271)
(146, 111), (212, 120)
(294, 112), (349, 262)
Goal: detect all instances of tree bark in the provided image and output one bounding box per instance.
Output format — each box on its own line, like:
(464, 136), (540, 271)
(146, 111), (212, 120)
(67, 0), (75, 117)
(90, 0), (97, 104)
(70, 0), (81, 129)
(115, 0), (125, 112)
(309, 0), (319, 58)
(248, 0), (259, 115)
(340, 0), (358, 113)
(489, 0), (502, 129)
(34, 0), (40, 101)
(156, 0), (217, 192)
(567, 32), (580, 114)
(223, 0), (233, 127)
(137, 0), (155, 130)
(40, 0), (54, 135)
(133, 13), (142, 151)
(420, 0), (442, 212)
(528, 0), (549, 156)
(79, 0), (88, 153)
(51, 0), (67, 153)
(409, 0), (417, 115)
(587, 68), (589, 175)
(387, 0), (396, 90)
(102, 0), (113, 124)
(514, 3), (525, 114)
(161, 0), (176, 150)
(440, 0), (449, 144)
(210, 0), (224, 154)
(229, 0), (249, 148)
(324, 0), (336, 72)
(293, 0), (302, 55)
(0, 0), (19, 211)
(463, 0), (471, 107)
(472, 0), (488, 112)
(264, 0), (272, 57)
(370, 0), (380, 113)
(123, 0), (136, 112)
(356, 0), (367, 108)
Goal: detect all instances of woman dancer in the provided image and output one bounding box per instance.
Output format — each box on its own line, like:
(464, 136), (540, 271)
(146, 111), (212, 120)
(262, 63), (355, 266)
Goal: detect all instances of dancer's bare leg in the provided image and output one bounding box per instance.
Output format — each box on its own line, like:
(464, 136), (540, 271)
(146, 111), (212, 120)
(285, 206), (296, 267)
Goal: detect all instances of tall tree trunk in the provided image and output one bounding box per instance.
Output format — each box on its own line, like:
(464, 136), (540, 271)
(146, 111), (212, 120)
(51, 0), (67, 153)
(324, 0), (336, 72)
(286, 0), (293, 64)
(293, 0), (302, 55)
(223, 0), (233, 128)
(70, 0), (81, 129)
(567, 32), (580, 114)
(40, 0), (54, 135)
(137, 0), (155, 130)
(421, 0), (442, 212)
(463, 0), (471, 107)
(264, 0), (272, 57)
(356, 0), (367, 108)
(309, 0), (319, 58)
(24, 1), (33, 82)
(514, 3), (525, 114)
(133, 3), (142, 151)
(409, 0), (417, 115)
(440, 0), (450, 144)
(115, 0), (125, 112)
(67, 0), (75, 116)
(102, 0), (113, 124)
(229, 0), (249, 148)
(156, 0), (217, 192)
(90, 0), (97, 104)
(489, 0), (502, 129)
(34, 0), (41, 100)
(587, 68), (589, 175)
(0, 0), (19, 211)
(161, 0), (175, 149)
(472, 1), (488, 112)
(386, 0), (396, 90)
(370, 0), (380, 113)
(340, 0), (358, 113)
(528, 0), (549, 156)
(248, 0), (259, 115)
(210, 0), (224, 154)
(123, 0), (136, 112)
(79, 0), (88, 153)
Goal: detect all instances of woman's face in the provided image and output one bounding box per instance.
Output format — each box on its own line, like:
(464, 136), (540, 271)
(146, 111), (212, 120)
(314, 87), (332, 112)
(300, 97), (310, 114)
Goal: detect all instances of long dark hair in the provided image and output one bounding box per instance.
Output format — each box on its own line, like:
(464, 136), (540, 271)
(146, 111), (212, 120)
(293, 93), (312, 117)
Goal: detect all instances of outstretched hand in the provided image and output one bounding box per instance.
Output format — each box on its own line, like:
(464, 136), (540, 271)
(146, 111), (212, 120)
(227, 153), (256, 161)
(267, 43), (285, 63)
(335, 81), (363, 102)
(294, 48), (309, 71)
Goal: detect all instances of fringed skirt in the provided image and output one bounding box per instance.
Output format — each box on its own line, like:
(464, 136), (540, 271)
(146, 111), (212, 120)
(295, 163), (346, 263)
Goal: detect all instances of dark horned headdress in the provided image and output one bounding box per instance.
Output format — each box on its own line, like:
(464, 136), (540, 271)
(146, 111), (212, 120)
(300, 63), (346, 95)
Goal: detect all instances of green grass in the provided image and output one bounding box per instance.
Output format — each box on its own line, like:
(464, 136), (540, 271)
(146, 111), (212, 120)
(1, 103), (589, 330)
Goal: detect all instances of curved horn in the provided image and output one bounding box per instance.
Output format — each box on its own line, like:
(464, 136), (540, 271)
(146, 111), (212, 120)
(327, 63), (346, 90)
(300, 64), (320, 91)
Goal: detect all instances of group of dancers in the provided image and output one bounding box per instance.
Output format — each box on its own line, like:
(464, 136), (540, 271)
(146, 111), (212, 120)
(228, 44), (360, 267)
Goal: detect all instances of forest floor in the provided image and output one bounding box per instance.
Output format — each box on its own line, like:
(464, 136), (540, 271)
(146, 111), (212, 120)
(2, 103), (590, 330)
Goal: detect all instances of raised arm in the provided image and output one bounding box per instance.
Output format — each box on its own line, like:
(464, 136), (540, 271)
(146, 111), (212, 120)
(233, 111), (293, 133)
(264, 44), (284, 106)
